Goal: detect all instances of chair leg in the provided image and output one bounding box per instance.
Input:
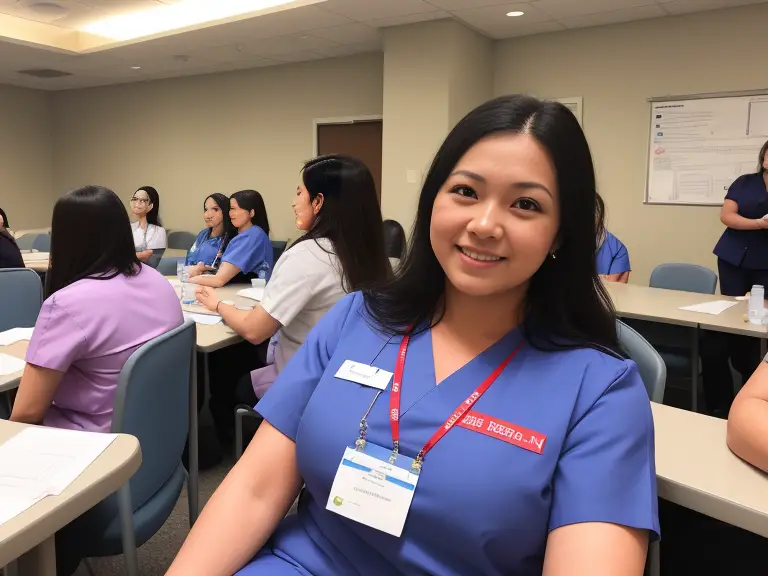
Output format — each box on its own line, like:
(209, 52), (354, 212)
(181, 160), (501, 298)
(117, 485), (140, 576)
(235, 408), (244, 461)
(690, 327), (699, 413)
(646, 540), (660, 576)
(188, 350), (201, 527)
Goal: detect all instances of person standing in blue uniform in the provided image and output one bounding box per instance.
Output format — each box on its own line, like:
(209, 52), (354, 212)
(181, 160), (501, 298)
(190, 189), (273, 287)
(702, 141), (768, 417)
(595, 195), (630, 283)
(186, 193), (237, 271)
(167, 95), (659, 576)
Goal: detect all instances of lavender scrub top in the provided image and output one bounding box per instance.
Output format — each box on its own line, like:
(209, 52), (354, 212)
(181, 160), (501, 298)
(25, 264), (183, 432)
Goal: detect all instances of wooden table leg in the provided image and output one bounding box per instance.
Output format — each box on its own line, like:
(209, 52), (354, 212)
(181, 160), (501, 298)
(16, 537), (56, 576)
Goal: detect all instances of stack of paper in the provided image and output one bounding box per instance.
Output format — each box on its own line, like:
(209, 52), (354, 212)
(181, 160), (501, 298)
(21, 252), (49, 262)
(237, 287), (264, 302)
(0, 427), (116, 526)
(0, 327), (34, 346)
(183, 312), (222, 326)
(679, 301), (739, 315)
(0, 354), (25, 376)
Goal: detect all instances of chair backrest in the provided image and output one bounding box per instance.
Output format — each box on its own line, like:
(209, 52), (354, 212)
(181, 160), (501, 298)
(157, 256), (184, 276)
(272, 240), (287, 264)
(0, 268), (43, 331)
(167, 231), (196, 251)
(111, 319), (196, 511)
(31, 233), (51, 252)
(15, 235), (37, 251)
(649, 263), (717, 294)
(617, 320), (666, 403)
(146, 248), (165, 269)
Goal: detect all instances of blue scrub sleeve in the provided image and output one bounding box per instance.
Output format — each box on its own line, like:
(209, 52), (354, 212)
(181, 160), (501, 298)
(222, 228), (272, 276)
(185, 230), (208, 265)
(548, 362), (660, 540)
(256, 292), (361, 441)
(611, 242), (630, 274)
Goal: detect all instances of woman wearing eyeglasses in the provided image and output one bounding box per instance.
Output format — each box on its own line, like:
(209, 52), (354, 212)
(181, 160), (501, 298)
(130, 186), (166, 264)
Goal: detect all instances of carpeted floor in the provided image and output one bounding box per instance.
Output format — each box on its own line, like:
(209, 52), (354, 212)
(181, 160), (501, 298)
(78, 456), (234, 576)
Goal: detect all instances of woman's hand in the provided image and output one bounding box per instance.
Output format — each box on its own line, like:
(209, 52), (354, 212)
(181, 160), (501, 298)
(195, 286), (220, 312)
(188, 262), (207, 278)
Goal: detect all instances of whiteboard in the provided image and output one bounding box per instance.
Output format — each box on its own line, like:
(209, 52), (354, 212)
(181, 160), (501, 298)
(646, 94), (768, 205)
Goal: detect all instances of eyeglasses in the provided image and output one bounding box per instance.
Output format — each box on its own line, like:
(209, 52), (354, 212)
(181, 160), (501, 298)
(130, 197), (150, 204)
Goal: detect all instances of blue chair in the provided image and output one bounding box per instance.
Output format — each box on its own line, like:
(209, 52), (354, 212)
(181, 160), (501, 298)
(616, 320), (666, 403)
(14, 235), (35, 251)
(31, 233), (51, 252)
(167, 231), (196, 251)
(77, 319), (198, 575)
(0, 268), (43, 331)
(272, 240), (288, 264)
(157, 256), (185, 276)
(649, 263), (718, 294)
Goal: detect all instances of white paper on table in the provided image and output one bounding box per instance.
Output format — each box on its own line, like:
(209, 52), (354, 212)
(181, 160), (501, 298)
(21, 252), (48, 262)
(0, 353), (25, 376)
(0, 327), (34, 346)
(183, 312), (222, 325)
(0, 490), (45, 526)
(167, 278), (182, 288)
(237, 287), (264, 302)
(679, 300), (739, 315)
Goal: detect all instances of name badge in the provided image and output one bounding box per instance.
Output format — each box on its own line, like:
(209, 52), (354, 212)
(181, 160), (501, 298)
(326, 443), (418, 537)
(456, 410), (547, 455)
(335, 360), (393, 391)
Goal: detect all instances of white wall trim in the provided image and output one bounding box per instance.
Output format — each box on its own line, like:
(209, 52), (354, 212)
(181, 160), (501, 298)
(552, 96), (583, 126)
(312, 115), (383, 156)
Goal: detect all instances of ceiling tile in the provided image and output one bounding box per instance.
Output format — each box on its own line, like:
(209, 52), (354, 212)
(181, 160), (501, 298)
(364, 9), (450, 28)
(534, 0), (658, 19)
(77, 1), (163, 17)
(561, 4), (666, 28)
(238, 33), (342, 57)
(483, 20), (566, 38)
(661, 0), (767, 15)
(2, 0), (104, 28)
(312, 38), (382, 57)
(320, 0), (436, 21)
(451, 2), (553, 31)
(427, 0), (518, 9)
(308, 22), (380, 44)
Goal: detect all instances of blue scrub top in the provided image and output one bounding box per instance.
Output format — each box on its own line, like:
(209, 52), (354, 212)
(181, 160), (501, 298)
(185, 229), (225, 267)
(713, 173), (768, 270)
(221, 225), (273, 280)
(241, 293), (659, 576)
(596, 231), (630, 275)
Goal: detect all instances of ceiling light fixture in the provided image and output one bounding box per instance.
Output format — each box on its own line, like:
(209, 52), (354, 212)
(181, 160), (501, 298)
(130, 66), (141, 69)
(82, 0), (297, 41)
(506, 11), (525, 17)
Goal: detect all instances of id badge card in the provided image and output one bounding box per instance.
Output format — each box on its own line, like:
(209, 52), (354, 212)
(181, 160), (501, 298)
(326, 443), (419, 537)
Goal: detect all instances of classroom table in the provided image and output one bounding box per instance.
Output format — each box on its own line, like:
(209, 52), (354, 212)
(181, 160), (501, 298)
(605, 282), (768, 412)
(0, 421), (141, 575)
(20, 248), (188, 273)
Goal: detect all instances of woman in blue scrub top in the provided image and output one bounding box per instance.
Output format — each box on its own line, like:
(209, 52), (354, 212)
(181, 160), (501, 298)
(595, 195), (630, 283)
(168, 95), (659, 576)
(186, 193), (237, 270)
(190, 189), (273, 286)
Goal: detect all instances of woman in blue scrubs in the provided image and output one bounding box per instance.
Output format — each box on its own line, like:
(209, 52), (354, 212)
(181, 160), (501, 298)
(168, 95), (659, 576)
(595, 195), (630, 283)
(190, 189), (273, 287)
(186, 193), (236, 270)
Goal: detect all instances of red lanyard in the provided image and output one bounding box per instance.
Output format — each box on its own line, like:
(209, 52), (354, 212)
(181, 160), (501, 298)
(389, 332), (524, 471)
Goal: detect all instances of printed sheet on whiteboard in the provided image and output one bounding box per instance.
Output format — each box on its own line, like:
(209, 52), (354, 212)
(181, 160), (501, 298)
(646, 95), (768, 205)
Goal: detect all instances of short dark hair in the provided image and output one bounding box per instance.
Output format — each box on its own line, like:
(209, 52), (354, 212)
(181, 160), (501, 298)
(230, 190), (270, 236)
(0, 207), (8, 230)
(294, 155), (391, 292)
(46, 185), (140, 297)
(758, 140), (768, 174)
(364, 95), (618, 354)
(204, 193), (236, 251)
(136, 186), (161, 226)
(383, 219), (406, 260)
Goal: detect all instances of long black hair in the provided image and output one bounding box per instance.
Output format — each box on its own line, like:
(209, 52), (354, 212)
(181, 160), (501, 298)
(231, 189), (270, 235)
(204, 193), (236, 251)
(136, 186), (161, 226)
(758, 140), (768, 174)
(364, 95), (618, 353)
(293, 155), (390, 292)
(0, 207), (9, 230)
(47, 185), (140, 297)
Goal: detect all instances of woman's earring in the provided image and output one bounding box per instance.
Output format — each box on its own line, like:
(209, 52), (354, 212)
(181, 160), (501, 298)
(550, 251), (557, 259)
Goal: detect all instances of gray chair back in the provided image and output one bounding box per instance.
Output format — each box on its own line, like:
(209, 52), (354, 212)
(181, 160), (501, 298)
(0, 268), (43, 331)
(167, 231), (196, 251)
(14, 235), (35, 251)
(31, 233), (51, 252)
(157, 256), (184, 276)
(146, 248), (165, 269)
(272, 240), (287, 264)
(617, 320), (666, 403)
(650, 263), (717, 294)
(112, 319), (195, 510)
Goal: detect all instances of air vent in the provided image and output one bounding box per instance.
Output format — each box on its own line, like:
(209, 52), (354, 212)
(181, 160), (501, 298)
(16, 69), (72, 78)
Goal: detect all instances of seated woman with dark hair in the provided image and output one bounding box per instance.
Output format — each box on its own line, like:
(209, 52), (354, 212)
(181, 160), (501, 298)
(186, 193), (237, 272)
(383, 218), (406, 271)
(130, 185), (167, 265)
(190, 189), (273, 287)
(0, 226), (23, 269)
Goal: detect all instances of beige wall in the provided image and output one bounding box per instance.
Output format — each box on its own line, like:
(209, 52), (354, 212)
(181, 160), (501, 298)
(495, 4), (768, 285)
(447, 23), (493, 129)
(51, 52), (383, 242)
(0, 85), (53, 230)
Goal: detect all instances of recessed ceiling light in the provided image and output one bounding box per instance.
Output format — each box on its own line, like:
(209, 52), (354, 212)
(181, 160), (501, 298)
(130, 66), (141, 69)
(506, 11), (525, 17)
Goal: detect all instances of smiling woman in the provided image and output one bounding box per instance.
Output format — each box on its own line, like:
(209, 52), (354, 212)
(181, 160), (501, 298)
(166, 95), (657, 576)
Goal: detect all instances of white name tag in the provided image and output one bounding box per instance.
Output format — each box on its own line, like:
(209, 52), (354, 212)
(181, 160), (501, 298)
(334, 360), (393, 390)
(326, 444), (419, 537)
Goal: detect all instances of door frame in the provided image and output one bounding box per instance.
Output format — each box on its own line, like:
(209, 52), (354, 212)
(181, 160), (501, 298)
(312, 115), (384, 157)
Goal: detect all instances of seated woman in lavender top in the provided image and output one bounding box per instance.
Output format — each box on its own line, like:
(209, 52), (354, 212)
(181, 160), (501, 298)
(11, 185), (183, 432)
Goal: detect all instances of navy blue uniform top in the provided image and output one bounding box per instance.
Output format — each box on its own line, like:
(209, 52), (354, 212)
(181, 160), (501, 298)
(714, 173), (768, 270)
(239, 293), (659, 576)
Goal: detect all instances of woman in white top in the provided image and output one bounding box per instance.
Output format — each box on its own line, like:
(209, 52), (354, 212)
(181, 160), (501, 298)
(130, 186), (167, 264)
(196, 155), (391, 398)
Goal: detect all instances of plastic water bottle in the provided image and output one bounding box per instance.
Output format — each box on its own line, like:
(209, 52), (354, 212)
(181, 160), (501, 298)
(181, 266), (196, 305)
(748, 285), (764, 325)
